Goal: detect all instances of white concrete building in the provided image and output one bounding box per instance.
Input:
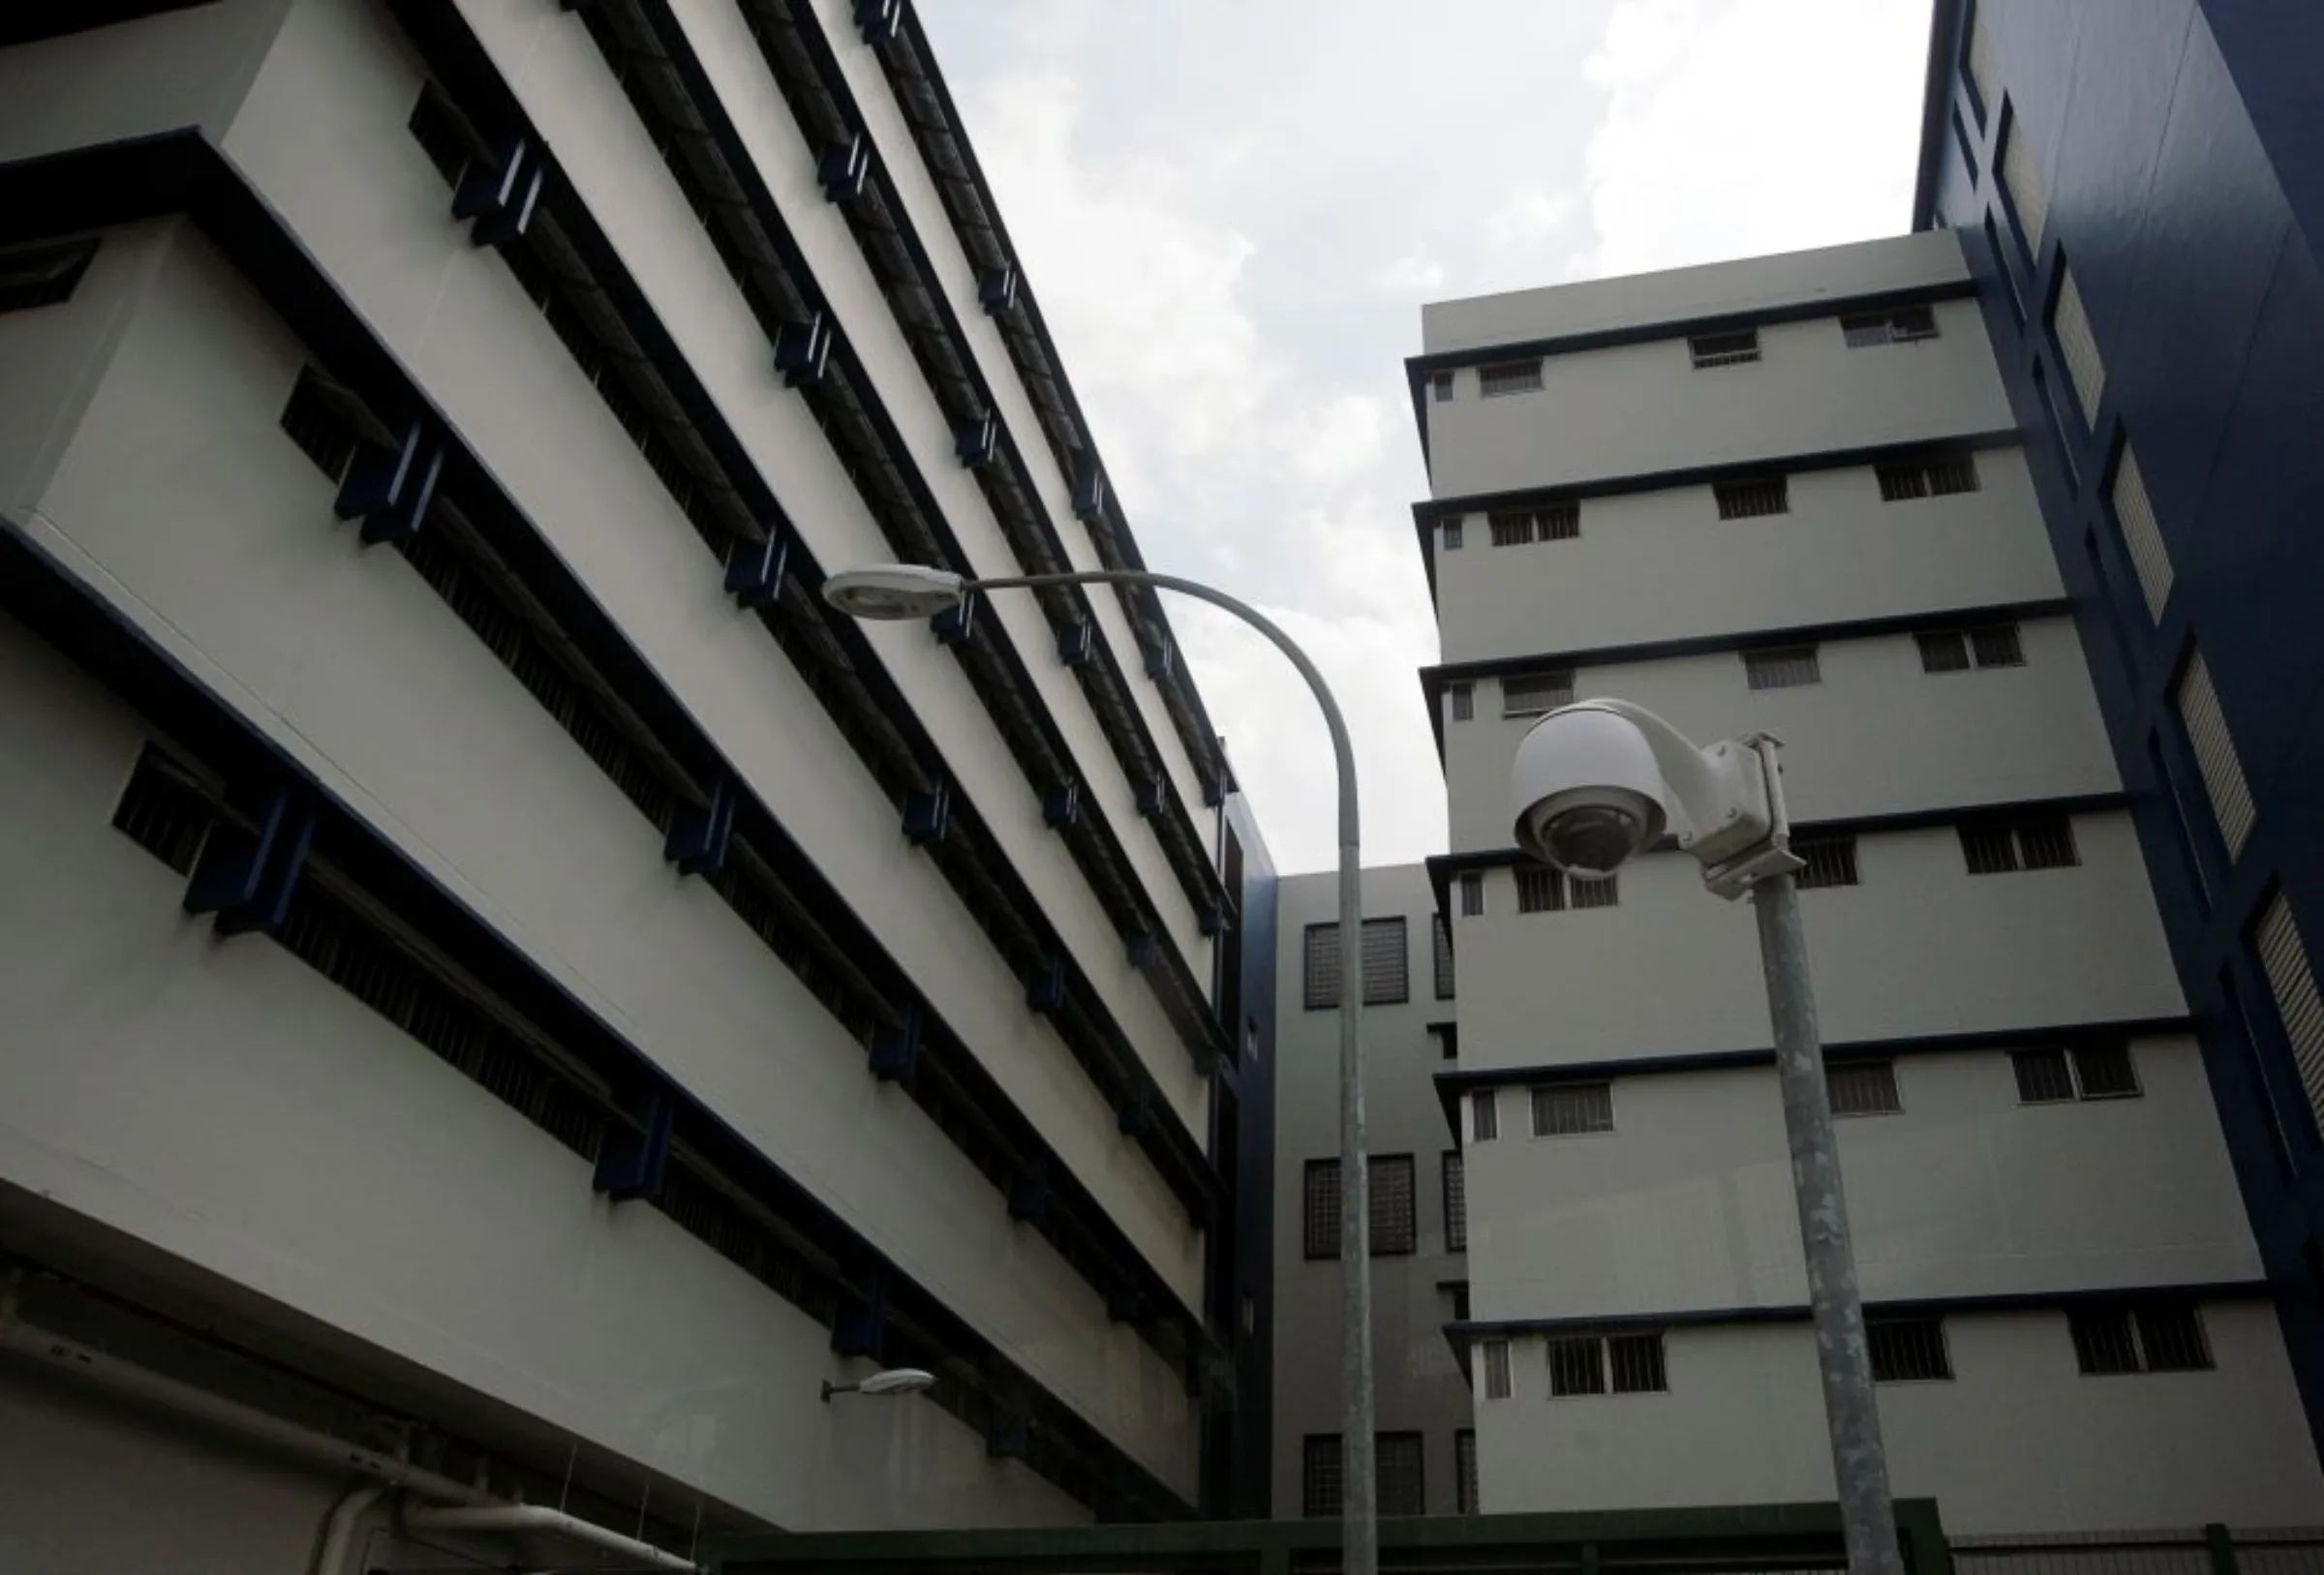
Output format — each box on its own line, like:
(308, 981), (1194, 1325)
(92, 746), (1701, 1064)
(0, 2), (1276, 1566)
(1269, 866), (1474, 1521)
(1409, 232), (2324, 1532)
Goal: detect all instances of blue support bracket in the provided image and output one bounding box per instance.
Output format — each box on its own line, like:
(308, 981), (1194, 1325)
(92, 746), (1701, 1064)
(334, 421), (443, 547)
(1006, 1163), (1051, 1224)
(1025, 959), (1066, 1015)
(1106, 1288), (1151, 1325)
(1135, 778), (1167, 819)
(723, 534), (787, 610)
(853, 0), (902, 44)
(1041, 782), (1080, 830)
(774, 314), (832, 387)
(976, 263), (1018, 316)
(818, 136), (871, 203)
(903, 781), (951, 847)
(953, 413), (997, 469)
(592, 1082), (675, 1203)
(1072, 459), (1107, 524)
(1056, 621), (1093, 667)
(1117, 1089), (1156, 1136)
(931, 594), (975, 647)
(870, 1005), (922, 1083)
(1197, 904), (1224, 938)
(453, 135), (543, 248)
(184, 782), (315, 938)
(831, 1264), (885, 1359)
(663, 777), (737, 877)
(1203, 771), (1227, 809)
(1126, 932), (1159, 970)
(985, 1411), (1030, 1461)
(1142, 638), (1175, 681)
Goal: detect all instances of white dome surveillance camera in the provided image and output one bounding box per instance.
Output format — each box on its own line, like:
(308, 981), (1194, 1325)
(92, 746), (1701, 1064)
(1512, 706), (1669, 878)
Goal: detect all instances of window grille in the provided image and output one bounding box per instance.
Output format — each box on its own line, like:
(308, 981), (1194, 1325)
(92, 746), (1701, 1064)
(1569, 874), (1620, 909)
(1794, 835), (1859, 889)
(1745, 647), (1821, 690)
(1303, 1160), (1341, 1258)
(1302, 1436), (1342, 1517)
(1878, 454), (1980, 500)
(1547, 1336), (1605, 1397)
(1502, 671), (1575, 717)
(1433, 915), (1455, 999)
(1532, 1083), (1613, 1136)
(1688, 329), (1760, 368)
(1302, 923), (1342, 1010)
(2177, 650), (2255, 856)
(1969, 623), (2024, 666)
(1429, 371), (1454, 403)
(2111, 442), (2173, 621)
(2011, 1046), (2078, 1104)
(1828, 1060), (1902, 1116)
(2013, 1043), (2139, 1102)
(1917, 630), (1973, 673)
(1870, 1318), (1952, 1381)
(1371, 1154), (1419, 1256)
(1481, 1338), (1513, 1400)
(1458, 871), (1484, 917)
(2071, 1303), (2211, 1374)
(1376, 1433), (1425, 1517)
(1714, 476), (1789, 520)
(1442, 517), (1463, 551)
(1608, 1333), (1667, 1392)
(1841, 304), (1942, 348)
(1488, 504), (1579, 547)
(1961, 815), (2078, 873)
(1471, 1090), (1499, 1142)
(1479, 360), (1542, 398)
(1449, 682), (1474, 723)
(1516, 867), (1565, 914)
(1455, 1430), (1479, 1514)
(1362, 918), (1409, 1004)
(110, 747), (216, 874)
(1443, 1153), (1467, 1252)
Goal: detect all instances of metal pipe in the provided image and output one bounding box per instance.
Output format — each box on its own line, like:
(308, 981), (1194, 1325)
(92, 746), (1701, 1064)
(401, 1503), (697, 1572)
(1752, 869), (1905, 1575)
(967, 569), (1375, 1575)
(313, 1485), (387, 1575)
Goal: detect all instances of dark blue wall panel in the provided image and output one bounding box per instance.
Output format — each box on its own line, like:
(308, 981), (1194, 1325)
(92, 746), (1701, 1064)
(1925, 0), (2324, 1465)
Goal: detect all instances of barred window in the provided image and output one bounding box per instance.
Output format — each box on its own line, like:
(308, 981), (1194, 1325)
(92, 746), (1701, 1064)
(1479, 360), (1543, 398)
(1532, 1082), (1613, 1136)
(1916, 622), (2024, 671)
(1458, 870), (1485, 917)
(1714, 475), (1789, 520)
(1841, 304), (1941, 347)
(1608, 1332), (1667, 1392)
(1794, 834), (1859, 890)
(2013, 1043), (2140, 1103)
(1304, 918), (1410, 1008)
(1449, 681), (1474, 723)
(1455, 1430), (1479, 1514)
(1745, 647), (1821, 690)
(1433, 915), (1455, 999)
(1377, 1433), (1425, 1517)
(1429, 371), (1455, 403)
(1487, 503), (1579, 546)
(1442, 517), (1463, 551)
(1877, 453), (1980, 500)
(1960, 815), (2078, 874)
(1372, 1154), (1419, 1257)
(1502, 670), (1575, 717)
(1303, 1159), (1342, 1258)
(1302, 1435), (1342, 1517)
(2070, 1303), (2211, 1375)
(1548, 1332), (1666, 1396)
(1828, 1060), (1902, 1117)
(1302, 923), (1342, 1010)
(1689, 329), (1760, 368)
(1570, 873), (1620, 910)
(1443, 1152), (1467, 1252)
(1480, 1338), (1513, 1400)
(1516, 867), (1565, 914)
(1546, 1336), (1605, 1397)
(1870, 1318), (1953, 1381)
(1471, 1090), (1500, 1143)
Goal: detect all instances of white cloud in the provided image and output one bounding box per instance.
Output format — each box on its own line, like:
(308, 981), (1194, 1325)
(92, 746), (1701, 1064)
(1486, 186), (1578, 247)
(1374, 256), (1447, 294)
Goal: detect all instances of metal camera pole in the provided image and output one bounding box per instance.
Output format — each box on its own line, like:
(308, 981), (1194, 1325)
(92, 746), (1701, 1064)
(1747, 739), (1904, 1575)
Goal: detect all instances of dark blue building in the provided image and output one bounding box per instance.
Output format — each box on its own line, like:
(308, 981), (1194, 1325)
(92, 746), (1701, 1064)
(1917, 0), (2324, 1458)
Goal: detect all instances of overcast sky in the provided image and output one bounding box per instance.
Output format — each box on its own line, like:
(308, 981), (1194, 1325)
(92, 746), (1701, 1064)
(919, 0), (1933, 874)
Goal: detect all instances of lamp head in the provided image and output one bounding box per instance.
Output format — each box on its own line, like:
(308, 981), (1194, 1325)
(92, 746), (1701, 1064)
(1512, 704), (1669, 880)
(856, 1368), (936, 1396)
(823, 565), (969, 621)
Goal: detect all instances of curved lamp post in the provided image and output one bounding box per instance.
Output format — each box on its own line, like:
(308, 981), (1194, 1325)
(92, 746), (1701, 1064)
(825, 563), (1376, 1574)
(821, 1367), (938, 1404)
(1512, 698), (1903, 1575)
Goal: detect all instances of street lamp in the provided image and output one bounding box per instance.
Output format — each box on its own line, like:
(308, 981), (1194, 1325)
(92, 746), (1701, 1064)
(825, 563), (1379, 1575)
(1510, 698), (1904, 1575)
(821, 1367), (937, 1403)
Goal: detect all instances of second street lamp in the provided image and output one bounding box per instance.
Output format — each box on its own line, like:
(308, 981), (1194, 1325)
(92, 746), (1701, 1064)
(824, 563), (1382, 1575)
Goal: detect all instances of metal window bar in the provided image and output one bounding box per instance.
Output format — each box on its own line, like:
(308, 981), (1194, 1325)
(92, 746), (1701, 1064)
(2069, 1308), (2141, 1375)
(1569, 874), (1620, 910)
(1487, 511), (1535, 548)
(1869, 1318), (1952, 1381)
(1969, 622), (2024, 666)
(1449, 682), (1474, 723)
(1714, 475), (1790, 519)
(1376, 1433), (1425, 1518)
(2255, 894), (2324, 1131)
(1877, 462), (1933, 502)
(1917, 630), (1973, 673)
(2071, 1042), (2141, 1099)
(1515, 867), (1566, 914)
(1433, 915), (1455, 1000)
(1841, 312), (1895, 348)
(1794, 835), (1860, 890)
(1303, 922), (1343, 1010)
(1480, 1338), (1512, 1400)
(1744, 646), (1821, 690)
(2015, 815), (2080, 869)
(1361, 916), (1410, 1005)
(1442, 518), (1463, 551)
(1371, 1154), (1419, 1256)
(1502, 671), (1575, 716)
(1478, 360), (1543, 397)
(2136, 1305), (2212, 1371)
(1689, 329), (1761, 368)
(1532, 1082), (1614, 1136)
(1961, 823), (2023, 875)
(2012, 1047), (2077, 1104)
(2111, 442), (2174, 621)
(109, 747), (217, 875)
(2177, 650), (2256, 856)
(1301, 1435), (1343, 1518)
(1546, 1336), (1606, 1397)
(1303, 1159), (1341, 1258)
(1537, 502), (1581, 541)
(1471, 1090), (1499, 1142)
(1608, 1333), (1667, 1393)
(1454, 1430), (1479, 1514)
(2052, 264), (2107, 425)
(1428, 371), (1454, 403)
(1827, 1061), (1902, 1117)
(1443, 1153), (1467, 1253)
(278, 367), (363, 485)
(1927, 452), (1981, 495)
(1890, 303), (1940, 341)
(1458, 871), (1485, 917)
(0, 236), (100, 315)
